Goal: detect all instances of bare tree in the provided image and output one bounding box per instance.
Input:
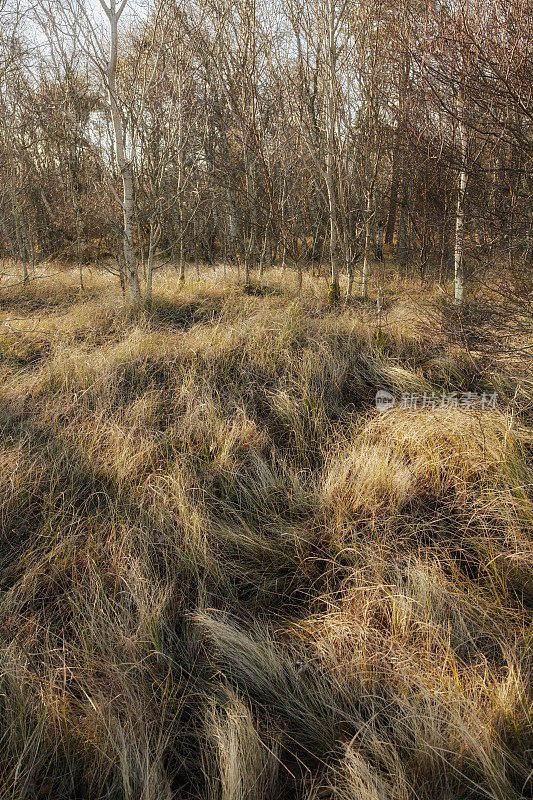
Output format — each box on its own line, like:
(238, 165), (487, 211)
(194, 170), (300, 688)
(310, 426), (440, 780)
(98, 0), (140, 300)
(454, 81), (467, 305)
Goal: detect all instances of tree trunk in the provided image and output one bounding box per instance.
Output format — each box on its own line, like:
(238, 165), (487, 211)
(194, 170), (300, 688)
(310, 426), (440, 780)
(146, 218), (159, 300)
(397, 190), (408, 277)
(325, 0), (339, 302)
(104, 3), (140, 302)
(376, 220), (384, 262)
(454, 88), (468, 306)
(385, 181), (398, 246)
(178, 233), (185, 283)
(438, 192), (449, 287)
(362, 188), (373, 298)
(345, 265), (354, 302)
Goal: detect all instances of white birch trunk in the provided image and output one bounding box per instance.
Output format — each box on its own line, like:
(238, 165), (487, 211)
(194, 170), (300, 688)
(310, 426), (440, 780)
(100, 0), (140, 302)
(454, 87), (467, 306)
(325, 0), (339, 302)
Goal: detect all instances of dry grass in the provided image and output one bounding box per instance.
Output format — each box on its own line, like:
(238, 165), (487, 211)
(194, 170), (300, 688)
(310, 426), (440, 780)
(0, 265), (531, 799)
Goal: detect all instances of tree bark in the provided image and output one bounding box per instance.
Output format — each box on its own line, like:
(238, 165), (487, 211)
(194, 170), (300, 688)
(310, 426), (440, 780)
(454, 87), (467, 306)
(397, 188), (408, 277)
(385, 178), (398, 246)
(325, 0), (340, 302)
(362, 187), (373, 298)
(101, 0), (140, 302)
(146, 218), (160, 300)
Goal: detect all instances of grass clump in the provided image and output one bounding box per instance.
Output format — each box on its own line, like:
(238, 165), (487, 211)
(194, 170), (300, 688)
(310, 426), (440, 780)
(0, 266), (531, 799)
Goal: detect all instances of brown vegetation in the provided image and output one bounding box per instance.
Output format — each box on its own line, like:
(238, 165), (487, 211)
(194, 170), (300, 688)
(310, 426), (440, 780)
(0, 266), (530, 799)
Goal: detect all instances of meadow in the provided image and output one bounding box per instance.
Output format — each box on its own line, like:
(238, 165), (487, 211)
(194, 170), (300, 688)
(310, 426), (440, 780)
(0, 265), (531, 800)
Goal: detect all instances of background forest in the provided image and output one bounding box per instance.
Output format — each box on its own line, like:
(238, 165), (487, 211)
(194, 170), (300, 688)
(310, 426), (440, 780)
(0, 0), (531, 304)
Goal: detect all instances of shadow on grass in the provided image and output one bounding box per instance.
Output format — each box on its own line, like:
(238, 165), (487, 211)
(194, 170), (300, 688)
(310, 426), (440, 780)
(0, 392), (329, 617)
(0, 334), (52, 367)
(242, 281), (283, 297)
(0, 285), (98, 315)
(137, 295), (228, 330)
(0, 402), (122, 590)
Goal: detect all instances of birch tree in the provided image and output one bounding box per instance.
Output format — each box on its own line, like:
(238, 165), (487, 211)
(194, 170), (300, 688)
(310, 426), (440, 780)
(98, 0), (140, 300)
(454, 82), (467, 305)
(324, 0), (340, 301)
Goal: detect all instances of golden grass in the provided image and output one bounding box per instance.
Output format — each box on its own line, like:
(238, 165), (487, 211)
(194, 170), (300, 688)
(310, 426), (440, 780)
(0, 266), (531, 799)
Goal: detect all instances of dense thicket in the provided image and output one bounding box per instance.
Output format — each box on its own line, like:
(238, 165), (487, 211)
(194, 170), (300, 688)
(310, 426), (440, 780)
(0, 0), (531, 302)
